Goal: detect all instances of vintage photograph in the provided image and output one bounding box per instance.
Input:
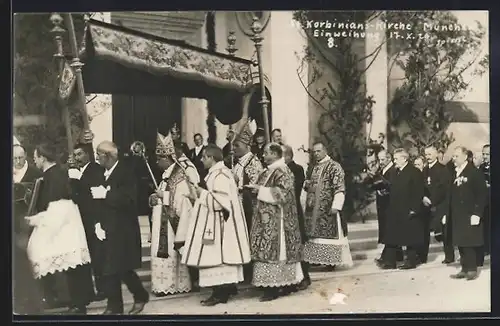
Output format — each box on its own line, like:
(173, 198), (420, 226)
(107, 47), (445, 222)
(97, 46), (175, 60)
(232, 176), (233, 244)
(12, 10), (490, 315)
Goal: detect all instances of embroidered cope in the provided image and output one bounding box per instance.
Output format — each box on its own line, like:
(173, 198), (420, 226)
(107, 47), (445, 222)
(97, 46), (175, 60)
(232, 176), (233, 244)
(150, 156), (198, 294)
(303, 156), (353, 267)
(181, 161), (251, 287)
(250, 158), (304, 287)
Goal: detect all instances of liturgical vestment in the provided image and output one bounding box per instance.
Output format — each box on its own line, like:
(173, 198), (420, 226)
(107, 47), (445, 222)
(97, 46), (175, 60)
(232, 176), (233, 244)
(150, 155), (199, 295)
(251, 158), (303, 287)
(303, 156), (353, 267)
(181, 161), (251, 287)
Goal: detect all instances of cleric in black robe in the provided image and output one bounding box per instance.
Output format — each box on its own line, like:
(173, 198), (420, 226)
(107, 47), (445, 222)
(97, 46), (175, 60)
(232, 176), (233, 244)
(365, 150), (404, 264)
(419, 145), (453, 264)
(283, 144), (310, 291)
(380, 148), (425, 270)
(70, 144), (107, 300)
(13, 145), (43, 314)
(93, 141), (149, 315)
(447, 146), (487, 280)
(32, 143), (95, 314)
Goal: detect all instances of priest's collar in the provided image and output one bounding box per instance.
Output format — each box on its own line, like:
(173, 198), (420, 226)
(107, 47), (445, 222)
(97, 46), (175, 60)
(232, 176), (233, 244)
(428, 160), (438, 168)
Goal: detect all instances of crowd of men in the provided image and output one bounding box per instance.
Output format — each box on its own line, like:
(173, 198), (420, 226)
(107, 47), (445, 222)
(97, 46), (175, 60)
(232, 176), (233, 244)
(366, 144), (490, 280)
(12, 122), (490, 315)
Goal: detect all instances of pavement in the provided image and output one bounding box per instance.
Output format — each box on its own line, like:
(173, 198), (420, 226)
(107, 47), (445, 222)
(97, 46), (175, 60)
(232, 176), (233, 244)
(81, 252), (490, 315)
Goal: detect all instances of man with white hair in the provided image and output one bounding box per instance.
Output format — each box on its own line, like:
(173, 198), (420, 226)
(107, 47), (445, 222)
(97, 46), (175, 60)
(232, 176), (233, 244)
(93, 141), (149, 314)
(445, 146), (487, 280)
(381, 148), (425, 270)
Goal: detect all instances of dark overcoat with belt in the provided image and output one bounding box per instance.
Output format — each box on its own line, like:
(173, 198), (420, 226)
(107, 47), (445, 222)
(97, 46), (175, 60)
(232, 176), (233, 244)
(384, 163), (425, 246)
(449, 162), (487, 247)
(98, 161), (142, 276)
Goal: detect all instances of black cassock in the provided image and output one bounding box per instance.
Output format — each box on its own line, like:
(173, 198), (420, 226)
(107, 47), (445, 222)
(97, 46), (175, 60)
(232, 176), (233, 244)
(71, 162), (106, 294)
(449, 163), (487, 248)
(36, 165), (95, 309)
(13, 165), (43, 314)
(98, 161), (148, 313)
(384, 164), (425, 246)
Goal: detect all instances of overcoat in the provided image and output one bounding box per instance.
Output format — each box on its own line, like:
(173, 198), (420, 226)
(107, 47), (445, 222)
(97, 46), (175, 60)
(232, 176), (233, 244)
(367, 164), (397, 244)
(449, 162), (487, 247)
(98, 161), (143, 275)
(422, 162), (451, 234)
(384, 163), (425, 246)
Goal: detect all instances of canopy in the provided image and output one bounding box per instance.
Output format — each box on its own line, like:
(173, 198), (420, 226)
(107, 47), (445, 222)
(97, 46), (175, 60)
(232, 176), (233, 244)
(80, 19), (254, 100)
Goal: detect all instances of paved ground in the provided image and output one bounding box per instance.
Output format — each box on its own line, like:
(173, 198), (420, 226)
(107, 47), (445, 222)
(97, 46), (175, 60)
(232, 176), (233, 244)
(86, 254), (490, 315)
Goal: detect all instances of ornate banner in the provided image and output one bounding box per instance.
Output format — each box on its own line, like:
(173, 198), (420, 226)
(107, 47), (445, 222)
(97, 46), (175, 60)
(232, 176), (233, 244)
(59, 60), (77, 100)
(82, 20), (253, 92)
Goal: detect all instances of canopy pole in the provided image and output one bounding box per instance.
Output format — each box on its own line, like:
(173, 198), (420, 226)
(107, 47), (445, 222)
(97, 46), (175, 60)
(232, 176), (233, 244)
(51, 13), (95, 162)
(50, 13), (74, 155)
(250, 16), (271, 143)
(226, 31), (238, 169)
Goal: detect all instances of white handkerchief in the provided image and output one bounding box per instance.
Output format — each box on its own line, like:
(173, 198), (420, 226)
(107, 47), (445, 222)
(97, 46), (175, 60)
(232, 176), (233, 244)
(329, 292), (347, 305)
(68, 168), (82, 180)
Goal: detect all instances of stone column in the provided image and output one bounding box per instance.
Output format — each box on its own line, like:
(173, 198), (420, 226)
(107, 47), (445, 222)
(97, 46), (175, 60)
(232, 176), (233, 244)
(365, 15), (388, 147)
(87, 12), (113, 148)
(269, 11), (309, 167)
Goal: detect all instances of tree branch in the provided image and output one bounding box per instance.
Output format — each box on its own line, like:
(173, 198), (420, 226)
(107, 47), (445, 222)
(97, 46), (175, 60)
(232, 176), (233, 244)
(296, 67), (329, 113)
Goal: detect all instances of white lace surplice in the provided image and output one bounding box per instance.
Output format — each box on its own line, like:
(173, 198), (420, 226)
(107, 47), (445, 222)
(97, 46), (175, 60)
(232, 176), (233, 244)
(303, 212), (353, 267)
(27, 200), (91, 278)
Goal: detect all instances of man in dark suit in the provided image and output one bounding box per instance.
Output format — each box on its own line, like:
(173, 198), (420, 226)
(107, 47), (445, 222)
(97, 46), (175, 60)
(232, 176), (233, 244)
(71, 143), (107, 301)
(93, 141), (149, 315)
(368, 150), (404, 265)
(282, 145), (310, 290)
(189, 133), (207, 183)
(478, 144), (490, 261)
(446, 146), (487, 281)
(380, 148), (425, 270)
(419, 145), (453, 264)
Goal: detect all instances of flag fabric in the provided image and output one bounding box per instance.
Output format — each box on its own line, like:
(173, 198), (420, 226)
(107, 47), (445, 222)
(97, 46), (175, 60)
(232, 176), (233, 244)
(59, 60), (77, 101)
